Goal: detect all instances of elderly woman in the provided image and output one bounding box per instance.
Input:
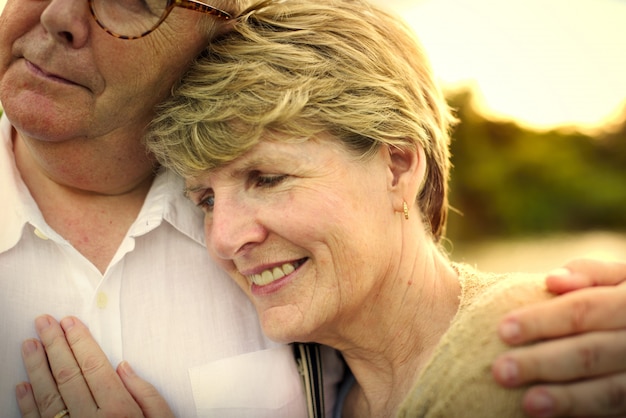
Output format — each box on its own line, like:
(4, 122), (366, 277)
(15, 0), (626, 417)
(142, 0), (620, 416)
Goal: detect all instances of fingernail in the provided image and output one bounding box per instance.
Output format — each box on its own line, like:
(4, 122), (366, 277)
(60, 316), (75, 331)
(547, 267), (571, 278)
(119, 361), (135, 377)
(15, 382), (31, 399)
(499, 318), (521, 342)
(528, 390), (555, 416)
(497, 358), (519, 385)
(35, 315), (52, 332)
(22, 339), (38, 355)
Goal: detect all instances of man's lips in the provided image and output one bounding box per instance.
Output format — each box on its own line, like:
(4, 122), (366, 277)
(25, 59), (81, 87)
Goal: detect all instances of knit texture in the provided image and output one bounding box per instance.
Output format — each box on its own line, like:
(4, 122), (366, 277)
(397, 263), (553, 417)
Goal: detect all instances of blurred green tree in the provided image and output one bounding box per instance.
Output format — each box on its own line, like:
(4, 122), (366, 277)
(445, 89), (626, 242)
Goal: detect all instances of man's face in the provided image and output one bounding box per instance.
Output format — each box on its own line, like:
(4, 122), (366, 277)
(0, 0), (214, 143)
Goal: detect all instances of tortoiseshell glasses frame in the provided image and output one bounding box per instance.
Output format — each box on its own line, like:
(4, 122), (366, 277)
(88, 0), (232, 40)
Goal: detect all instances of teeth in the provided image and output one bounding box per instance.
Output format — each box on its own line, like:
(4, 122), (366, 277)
(249, 262), (299, 286)
(283, 263), (295, 275)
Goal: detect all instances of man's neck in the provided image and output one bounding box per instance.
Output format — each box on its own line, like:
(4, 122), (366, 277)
(13, 129), (156, 273)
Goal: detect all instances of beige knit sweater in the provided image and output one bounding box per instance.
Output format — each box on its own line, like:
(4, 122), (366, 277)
(397, 263), (553, 417)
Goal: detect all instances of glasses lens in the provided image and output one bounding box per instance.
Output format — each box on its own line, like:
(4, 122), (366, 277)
(91, 0), (169, 38)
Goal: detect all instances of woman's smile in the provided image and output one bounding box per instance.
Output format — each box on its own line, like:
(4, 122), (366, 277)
(246, 258), (309, 296)
(246, 257), (309, 286)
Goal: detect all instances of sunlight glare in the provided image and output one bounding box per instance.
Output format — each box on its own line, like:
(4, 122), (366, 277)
(372, 0), (626, 130)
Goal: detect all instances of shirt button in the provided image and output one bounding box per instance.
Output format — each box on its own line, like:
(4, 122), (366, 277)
(96, 292), (108, 309)
(34, 228), (49, 240)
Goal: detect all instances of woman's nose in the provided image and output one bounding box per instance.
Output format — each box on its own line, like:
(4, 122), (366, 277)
(205, 196), (267, 260)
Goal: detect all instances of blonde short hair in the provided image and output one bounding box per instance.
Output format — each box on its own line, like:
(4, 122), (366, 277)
(146, 0), (455, 242)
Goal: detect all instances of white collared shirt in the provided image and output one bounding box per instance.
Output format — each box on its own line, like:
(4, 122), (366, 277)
(0, 114), (343, 417)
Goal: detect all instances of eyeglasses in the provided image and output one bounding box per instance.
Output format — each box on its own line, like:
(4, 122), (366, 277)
(88, 0), (232, 40)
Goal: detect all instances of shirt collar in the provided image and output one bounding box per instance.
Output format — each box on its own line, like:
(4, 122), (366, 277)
(0, 114), (41, 252)
(129, 167), (206, 247)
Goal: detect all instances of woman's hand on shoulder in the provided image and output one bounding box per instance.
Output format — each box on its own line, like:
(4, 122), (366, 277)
(493, 258), (626, 417)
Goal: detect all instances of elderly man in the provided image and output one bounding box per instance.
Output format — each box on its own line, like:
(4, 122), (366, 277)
(1, 0), (625, 417)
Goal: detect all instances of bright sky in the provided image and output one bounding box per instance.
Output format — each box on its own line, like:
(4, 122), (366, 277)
(2, 0), (626, 130)
(369, 0), (626, 130)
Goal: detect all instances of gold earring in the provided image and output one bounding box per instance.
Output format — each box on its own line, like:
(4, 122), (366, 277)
(403, 201), (409, 220)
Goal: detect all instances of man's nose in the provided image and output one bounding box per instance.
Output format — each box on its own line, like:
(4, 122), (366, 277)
(41, 0), (91, 47)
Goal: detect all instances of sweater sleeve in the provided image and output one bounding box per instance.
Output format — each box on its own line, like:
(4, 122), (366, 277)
(397, 264), (553, 418)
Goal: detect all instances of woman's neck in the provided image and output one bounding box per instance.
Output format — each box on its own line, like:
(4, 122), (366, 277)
(338, 246), (461, 418)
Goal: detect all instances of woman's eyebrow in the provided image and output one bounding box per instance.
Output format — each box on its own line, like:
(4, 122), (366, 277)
(181, 154), (288, 197)
(230, 155), (284, 176)
(183, 184), (206, 199)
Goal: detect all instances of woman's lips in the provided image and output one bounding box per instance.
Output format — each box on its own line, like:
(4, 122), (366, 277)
(247, 258), (308, 286)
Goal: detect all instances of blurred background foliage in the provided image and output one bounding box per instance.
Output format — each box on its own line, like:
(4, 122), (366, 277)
(444, 88), (626, 244)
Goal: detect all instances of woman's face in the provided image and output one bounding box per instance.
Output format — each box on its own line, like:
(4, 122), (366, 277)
(186, 134), (400, 343)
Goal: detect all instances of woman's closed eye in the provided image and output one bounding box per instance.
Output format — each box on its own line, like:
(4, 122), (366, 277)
(195, 174), (287, 213)
(251, 172), (288, 188)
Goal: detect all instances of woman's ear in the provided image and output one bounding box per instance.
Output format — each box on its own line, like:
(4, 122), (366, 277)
(386, 144), (426, 198)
